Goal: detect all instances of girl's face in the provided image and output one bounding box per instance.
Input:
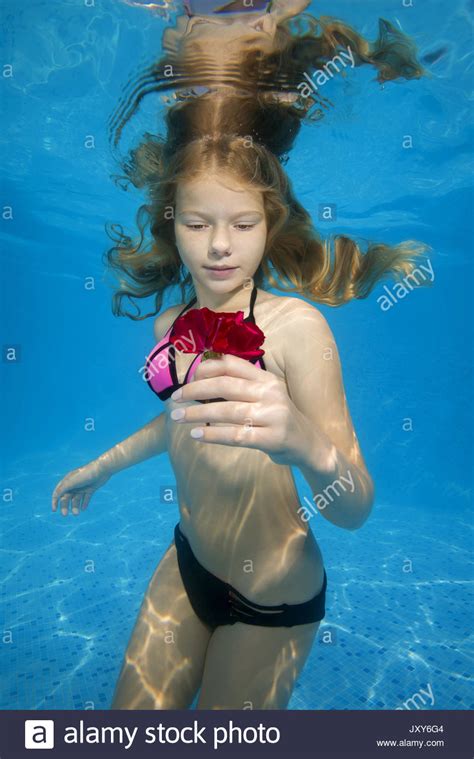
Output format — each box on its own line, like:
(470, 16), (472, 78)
(174, 173), (267, 293)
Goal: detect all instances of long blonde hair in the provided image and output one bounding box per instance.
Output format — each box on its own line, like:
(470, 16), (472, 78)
(104, 132), (430, 319)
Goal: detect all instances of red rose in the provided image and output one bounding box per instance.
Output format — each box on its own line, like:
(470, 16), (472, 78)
(170, 306), (265, 360)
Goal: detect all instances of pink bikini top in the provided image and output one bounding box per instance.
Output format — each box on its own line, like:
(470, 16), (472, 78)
(145, 284), (267, 402)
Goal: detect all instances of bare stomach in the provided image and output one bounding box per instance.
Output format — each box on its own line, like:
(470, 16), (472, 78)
(165, 409), (325, 606)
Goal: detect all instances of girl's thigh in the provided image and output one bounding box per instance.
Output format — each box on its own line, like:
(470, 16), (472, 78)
(111, 539), (213, 710)
(196, 619), (320, 710)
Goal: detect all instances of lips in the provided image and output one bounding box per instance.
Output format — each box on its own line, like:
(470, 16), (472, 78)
(205, 266), (237, 271)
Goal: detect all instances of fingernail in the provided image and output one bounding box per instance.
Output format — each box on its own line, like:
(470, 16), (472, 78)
(171, 388), (183, 401)
(171, 408), (185, 421)
(190, 428), (204, 439)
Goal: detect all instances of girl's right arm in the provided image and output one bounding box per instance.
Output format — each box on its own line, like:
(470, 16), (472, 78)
(52, 306), (181, 517)
(51, 413), (168, 517)
(96, 412), (168, 477)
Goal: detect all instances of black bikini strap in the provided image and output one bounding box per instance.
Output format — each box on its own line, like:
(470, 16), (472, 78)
(167, 297), (196, 337)
(178, 296), (196, 317)
(177, 285), (256, 319)
(247, 283), (258, 322)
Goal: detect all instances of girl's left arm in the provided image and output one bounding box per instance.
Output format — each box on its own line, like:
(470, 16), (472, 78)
(283, 302), (375, 531)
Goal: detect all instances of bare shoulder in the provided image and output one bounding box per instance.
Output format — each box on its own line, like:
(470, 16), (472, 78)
(259, 291), (330, 336)
(286, 297), (330, 329)
(153, 303), (186, 343)
(257, 292), (335, 375)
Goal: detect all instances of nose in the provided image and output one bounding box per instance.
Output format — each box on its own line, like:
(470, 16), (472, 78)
(209, 224), (232, 257)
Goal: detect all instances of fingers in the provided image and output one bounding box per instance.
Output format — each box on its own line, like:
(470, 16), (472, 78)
(52, 476), (70, 513)
(57, 493), (81, 517)
(177, 355), (267, 403)
(52, 484), (68, 513)
(177, 376), (259, 403)
(71, 493), (82, 516)
(194, 354), (263, 382)
(81, 490), (93, 512)
(53, 488), (85, 516)
(172, 399), (258, 427)
(59, 493), (71, 517)
(51, 468), (101, 517)
(185, 419), (268, 450)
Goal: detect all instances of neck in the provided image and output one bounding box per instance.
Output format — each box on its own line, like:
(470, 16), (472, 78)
(194, 283), (255, 314)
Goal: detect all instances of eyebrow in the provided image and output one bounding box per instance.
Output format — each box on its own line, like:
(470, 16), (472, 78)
(178, 210), (264, 219)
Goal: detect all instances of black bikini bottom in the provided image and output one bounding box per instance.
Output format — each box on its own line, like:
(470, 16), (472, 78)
(174, 523), (327, 630)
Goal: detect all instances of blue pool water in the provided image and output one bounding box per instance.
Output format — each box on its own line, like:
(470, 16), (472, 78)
(1, 0), (472, 710)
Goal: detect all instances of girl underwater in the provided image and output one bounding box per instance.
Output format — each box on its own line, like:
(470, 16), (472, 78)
(52, 4), (430, 709)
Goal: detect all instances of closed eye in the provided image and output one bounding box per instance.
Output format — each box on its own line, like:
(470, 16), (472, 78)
(186, 223), (256, 231)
